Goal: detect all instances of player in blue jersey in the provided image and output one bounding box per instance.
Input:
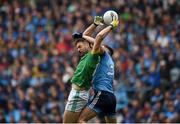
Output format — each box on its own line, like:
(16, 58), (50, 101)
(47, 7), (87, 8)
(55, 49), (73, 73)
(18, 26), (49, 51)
(78, 17), (117, 123)
(63, 16), (118, 123)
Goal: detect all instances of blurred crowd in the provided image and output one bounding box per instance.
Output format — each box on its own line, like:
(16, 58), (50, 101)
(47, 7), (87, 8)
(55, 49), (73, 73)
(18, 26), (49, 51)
(0, 0), (179, 123)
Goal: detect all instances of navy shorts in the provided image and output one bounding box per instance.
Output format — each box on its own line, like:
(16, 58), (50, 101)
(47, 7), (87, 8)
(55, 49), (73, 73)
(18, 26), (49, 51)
(87, 90), (116, 116)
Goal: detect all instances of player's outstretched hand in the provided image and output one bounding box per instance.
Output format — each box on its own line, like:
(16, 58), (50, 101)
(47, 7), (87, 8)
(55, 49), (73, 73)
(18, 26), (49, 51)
(110, 19), (119, 29)
(94, 16), (104, 26)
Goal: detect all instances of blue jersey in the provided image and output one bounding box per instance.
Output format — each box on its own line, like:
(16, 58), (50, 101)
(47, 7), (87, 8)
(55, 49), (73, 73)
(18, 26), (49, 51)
(92, 52), (114, 93)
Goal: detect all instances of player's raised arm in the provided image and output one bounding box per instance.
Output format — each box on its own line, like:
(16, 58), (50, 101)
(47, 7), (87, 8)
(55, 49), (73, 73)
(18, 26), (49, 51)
(91, 19), (119, 54)
(83, 16), (103, 36)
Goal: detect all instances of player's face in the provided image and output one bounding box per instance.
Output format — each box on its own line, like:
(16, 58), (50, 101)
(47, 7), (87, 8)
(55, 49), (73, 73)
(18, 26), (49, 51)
(76, 41), (89, 56)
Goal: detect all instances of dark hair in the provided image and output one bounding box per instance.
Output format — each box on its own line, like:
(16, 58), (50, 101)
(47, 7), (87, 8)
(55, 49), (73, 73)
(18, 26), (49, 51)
(103, 45), (114, 56)
(72, 32), (86, 44)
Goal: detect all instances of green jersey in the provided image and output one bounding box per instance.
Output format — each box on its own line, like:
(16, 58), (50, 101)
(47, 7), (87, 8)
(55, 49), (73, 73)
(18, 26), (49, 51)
(71, 52), (100, 89)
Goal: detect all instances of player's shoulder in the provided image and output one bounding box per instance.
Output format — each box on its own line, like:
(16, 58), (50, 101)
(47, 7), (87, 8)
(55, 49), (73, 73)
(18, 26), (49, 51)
(89, 51), (101, 56)
(84, 52), (100, 62)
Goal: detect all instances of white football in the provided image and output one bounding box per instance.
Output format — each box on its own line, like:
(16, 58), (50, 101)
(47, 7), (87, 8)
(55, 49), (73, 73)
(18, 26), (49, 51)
(103, 10), (118, 25)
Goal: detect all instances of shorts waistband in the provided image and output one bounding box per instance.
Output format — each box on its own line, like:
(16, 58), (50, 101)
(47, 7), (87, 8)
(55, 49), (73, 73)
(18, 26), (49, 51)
(72, 83), (89, 91)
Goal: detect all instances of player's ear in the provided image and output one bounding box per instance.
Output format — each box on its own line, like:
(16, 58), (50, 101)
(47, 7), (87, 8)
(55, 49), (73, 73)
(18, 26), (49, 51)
(89, 43), (93, 49)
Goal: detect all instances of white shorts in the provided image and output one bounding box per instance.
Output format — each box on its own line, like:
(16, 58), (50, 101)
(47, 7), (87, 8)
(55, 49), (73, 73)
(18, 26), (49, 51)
(65, 88), (89, 112)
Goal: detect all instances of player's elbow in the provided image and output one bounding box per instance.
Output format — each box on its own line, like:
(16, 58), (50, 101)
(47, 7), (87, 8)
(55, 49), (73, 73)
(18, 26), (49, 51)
(82, 32), (87, 36)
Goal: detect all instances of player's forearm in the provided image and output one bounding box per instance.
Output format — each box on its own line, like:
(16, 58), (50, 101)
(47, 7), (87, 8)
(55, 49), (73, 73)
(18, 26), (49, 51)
(96, 26), (112, 40)
(83, 23), (97, 36)
(92, 26), (112, 53)
(94, 26), (112, 47)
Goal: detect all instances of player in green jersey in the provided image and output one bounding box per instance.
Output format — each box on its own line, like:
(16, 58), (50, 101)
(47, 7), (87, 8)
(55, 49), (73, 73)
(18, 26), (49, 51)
(63, 17), (118, 123)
